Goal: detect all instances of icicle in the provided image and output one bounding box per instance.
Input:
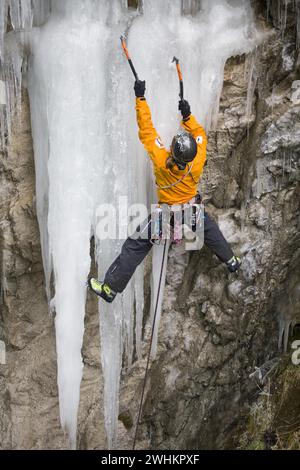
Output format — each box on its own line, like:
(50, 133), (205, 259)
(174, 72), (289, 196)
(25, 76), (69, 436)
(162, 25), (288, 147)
(245, 49), (258, 137)
(28, 0), (110, 447)
(1, 256), (8, 306)
(0, 105), (6, 150)
(123, 281), (134, 367)
(270, 84), (275, 117)
(255, 159), (264, 199)
(0, 1), (8, 60)
(282, 149), (286, 189)
(0, 0), (35, 148)
(297, 0), (300, 48)
(31, 0), (51, 27)
(278, 318), (292, 352)
(283, 320), (292, 351)
(134, 264), (144, 360)
(0, 77), (7, 148)
(8, 0), (33, 31)
(150, 241), (170, 359)
(2, 43), (24, 141)
(267, 0), (271, 22)
(182, 0), (201, 16)
(282, 0), (288, 38)
(278, 0), (282, 30)
(274, 0), (290, 39)
(99, 292), (123, 449)
(288, 149), (292, 174)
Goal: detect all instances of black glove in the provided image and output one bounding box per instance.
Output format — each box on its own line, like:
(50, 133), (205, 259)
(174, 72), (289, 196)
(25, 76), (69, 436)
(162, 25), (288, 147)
(134, 80), (146, 98)
(179, 99), (191, 119)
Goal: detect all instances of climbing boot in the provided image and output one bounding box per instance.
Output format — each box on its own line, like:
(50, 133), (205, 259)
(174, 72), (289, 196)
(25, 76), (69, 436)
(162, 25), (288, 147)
(88, 278), (117, 303)
(226, 256), (241, 273)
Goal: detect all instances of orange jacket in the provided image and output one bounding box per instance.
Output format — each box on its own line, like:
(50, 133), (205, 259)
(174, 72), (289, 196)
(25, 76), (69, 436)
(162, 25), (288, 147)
(136, 98), (207, 205)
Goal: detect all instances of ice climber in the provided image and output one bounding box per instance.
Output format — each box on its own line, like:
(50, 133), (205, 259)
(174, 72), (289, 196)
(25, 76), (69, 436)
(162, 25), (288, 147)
(89, 80), (241, 302)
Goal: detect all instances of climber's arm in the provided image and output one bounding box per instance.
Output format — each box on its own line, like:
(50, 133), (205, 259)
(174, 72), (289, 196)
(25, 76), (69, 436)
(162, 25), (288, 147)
(184, 114), (207, 177)
(182, 114), (207, 148)
(178, 99), (207, 174)
(135, 97), (166, 168)
(179, 99), (207, 148)
(136, 98), (160, 152)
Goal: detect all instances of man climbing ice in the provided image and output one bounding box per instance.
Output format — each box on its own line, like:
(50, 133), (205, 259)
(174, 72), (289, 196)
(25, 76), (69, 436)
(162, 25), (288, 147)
(89, 80), (241, 302)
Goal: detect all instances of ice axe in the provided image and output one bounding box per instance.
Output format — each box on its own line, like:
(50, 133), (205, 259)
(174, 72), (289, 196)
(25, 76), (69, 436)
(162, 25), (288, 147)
(120, 35), (139, 80)
(173, 56), (184, 100)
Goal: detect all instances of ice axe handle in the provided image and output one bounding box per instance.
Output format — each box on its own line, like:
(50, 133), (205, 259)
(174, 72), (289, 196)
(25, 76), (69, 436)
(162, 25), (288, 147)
(120, 36), (139, 80)
(179, 81), (184, 101)
(173, 56), (184, 100)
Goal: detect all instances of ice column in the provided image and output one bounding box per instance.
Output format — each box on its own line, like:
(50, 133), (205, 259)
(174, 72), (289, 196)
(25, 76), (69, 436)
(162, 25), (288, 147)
(28, 0), (109, 447)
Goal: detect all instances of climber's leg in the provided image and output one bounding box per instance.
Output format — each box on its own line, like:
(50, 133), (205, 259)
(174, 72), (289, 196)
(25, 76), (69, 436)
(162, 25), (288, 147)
(104, 237), (153, 293)
(89, 216), (153, 300)
(104, 215), (153, 292)
(204, 212), (241, 272)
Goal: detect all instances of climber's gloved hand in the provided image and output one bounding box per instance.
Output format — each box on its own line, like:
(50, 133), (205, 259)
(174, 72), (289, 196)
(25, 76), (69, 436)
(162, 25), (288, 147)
(179, 99), (191, 120)
(134, 80), (146, 98)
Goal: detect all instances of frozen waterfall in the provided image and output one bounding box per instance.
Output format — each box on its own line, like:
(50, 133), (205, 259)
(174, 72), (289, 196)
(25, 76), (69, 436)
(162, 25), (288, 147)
(1, 0), (259, 449)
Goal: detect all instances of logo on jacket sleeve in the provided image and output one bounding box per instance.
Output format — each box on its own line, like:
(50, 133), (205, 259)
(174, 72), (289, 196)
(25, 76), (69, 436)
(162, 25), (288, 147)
(155, 137), (165, 149)
(196, 135), (203, 145)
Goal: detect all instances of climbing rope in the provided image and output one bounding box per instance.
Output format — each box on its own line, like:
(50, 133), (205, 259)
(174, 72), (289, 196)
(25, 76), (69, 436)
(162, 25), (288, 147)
(133, 239), (169, 450)
(156, 161), (194, 190)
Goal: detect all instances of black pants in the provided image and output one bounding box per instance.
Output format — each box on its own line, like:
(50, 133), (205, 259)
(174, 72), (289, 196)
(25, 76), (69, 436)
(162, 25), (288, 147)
(104, 211), (234, 293)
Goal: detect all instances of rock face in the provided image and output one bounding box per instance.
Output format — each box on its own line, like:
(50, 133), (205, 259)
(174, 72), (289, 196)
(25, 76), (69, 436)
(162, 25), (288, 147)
(0, 0), (299, 449)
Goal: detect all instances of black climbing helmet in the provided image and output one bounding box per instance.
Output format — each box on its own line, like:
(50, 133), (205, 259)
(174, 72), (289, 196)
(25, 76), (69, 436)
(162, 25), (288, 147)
(171, 130), (197, 169)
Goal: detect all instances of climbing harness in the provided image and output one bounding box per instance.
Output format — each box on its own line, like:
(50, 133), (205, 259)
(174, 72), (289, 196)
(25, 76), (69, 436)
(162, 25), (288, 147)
(133, 239), (168, 450)
(150, 198), (204, 245)
(172, 205), (183, 244)
(172, 203), (204, 244)
(152, 206), (163, 241)
(191, 203), (201, 232)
